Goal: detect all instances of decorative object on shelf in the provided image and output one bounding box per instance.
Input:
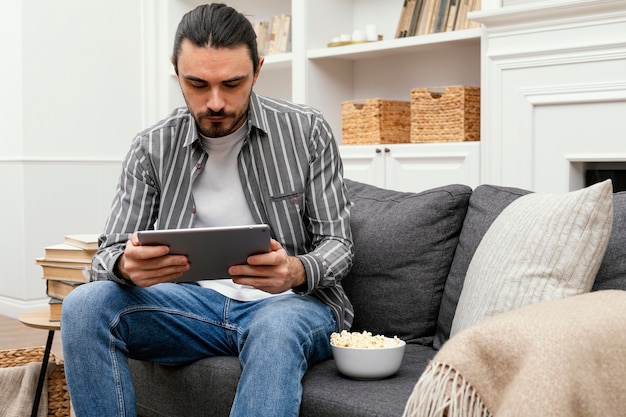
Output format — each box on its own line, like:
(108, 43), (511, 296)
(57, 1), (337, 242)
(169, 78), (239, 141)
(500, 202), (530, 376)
(327, 35), (383, 47)
(410, 86), (480, 143)
(342, 99), (411, 145)
(328, 24), (382, 47)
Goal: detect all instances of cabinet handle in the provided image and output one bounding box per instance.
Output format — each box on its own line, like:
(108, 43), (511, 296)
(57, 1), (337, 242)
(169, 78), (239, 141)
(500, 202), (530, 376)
(384, 147), (390, 153)
(375, 148), (382, 154)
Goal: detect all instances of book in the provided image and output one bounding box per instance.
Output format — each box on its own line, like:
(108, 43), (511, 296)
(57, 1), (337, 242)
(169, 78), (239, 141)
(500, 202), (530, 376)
(395, 0), (409, 38)
(468, 0), (481, 28)
(40, 264), (91, 283)
(417, 0), (438, 35)
(64, 233), (99, 250)
(432, 0), (451, 33)
(253, 20), (270, 56)
(46, 279), (82, 300)
(446, 0), (459, 32)
(49, 298), (62, 322)
(403, 0), (418, 37)
(408, 0), (425, 36)
(454, 0), (470, 31)
(36, 257), (91, 268)
(266, 14), (281, 55)
(277, 14), (291, 54)
(43, 243), (97, 263)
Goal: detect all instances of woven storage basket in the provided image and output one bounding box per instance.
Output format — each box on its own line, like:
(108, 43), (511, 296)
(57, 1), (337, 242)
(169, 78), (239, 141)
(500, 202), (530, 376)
(410, 86), (480, 143)
(342, 99), (411, 145)
(0, 346), (70, 416)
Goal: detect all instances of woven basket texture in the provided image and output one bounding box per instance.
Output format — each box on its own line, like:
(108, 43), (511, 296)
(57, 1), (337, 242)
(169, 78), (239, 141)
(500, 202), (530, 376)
(0, 346), (70, 416)
(342, 99), (411, 145)
(411, 86), (480, 143)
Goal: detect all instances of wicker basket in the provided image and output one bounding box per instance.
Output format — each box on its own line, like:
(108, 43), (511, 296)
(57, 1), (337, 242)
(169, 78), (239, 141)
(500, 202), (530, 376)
(410, 86), (480, 143)
(0, 346), (70, 416)
(342, 99), (411, 145)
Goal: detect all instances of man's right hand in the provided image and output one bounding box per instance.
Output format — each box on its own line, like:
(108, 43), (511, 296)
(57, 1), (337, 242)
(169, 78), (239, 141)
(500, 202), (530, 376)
(116, 232), (190, 287)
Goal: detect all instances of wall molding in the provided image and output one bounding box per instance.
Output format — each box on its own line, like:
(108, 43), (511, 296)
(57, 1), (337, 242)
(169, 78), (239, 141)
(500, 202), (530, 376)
(0, 295), (48, 319)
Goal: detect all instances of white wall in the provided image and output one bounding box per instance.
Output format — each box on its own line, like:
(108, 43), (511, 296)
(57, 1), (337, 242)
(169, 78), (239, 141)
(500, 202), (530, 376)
(0, 0), (147, 317)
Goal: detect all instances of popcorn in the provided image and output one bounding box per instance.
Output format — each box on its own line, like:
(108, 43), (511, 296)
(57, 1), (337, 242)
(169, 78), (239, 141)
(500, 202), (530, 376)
(330, 330), (402, 349)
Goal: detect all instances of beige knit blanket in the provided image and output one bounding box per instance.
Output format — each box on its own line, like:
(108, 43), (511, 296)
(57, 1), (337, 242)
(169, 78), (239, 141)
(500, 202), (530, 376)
(0, 361), (55, 417)
(403, 290), (626, 417)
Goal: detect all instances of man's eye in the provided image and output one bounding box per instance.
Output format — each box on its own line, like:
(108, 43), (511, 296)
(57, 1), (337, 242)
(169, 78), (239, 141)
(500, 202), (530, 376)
(224, 83), (240, 89)
(190, 83), (206, 89)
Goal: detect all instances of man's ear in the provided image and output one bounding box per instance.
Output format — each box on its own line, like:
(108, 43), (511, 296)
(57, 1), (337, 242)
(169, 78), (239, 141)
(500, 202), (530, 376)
(253, 57), (264, 84)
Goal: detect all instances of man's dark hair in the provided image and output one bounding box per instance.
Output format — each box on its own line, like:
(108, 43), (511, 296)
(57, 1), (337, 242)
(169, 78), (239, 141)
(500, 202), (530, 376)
(171, 3), (259, 75)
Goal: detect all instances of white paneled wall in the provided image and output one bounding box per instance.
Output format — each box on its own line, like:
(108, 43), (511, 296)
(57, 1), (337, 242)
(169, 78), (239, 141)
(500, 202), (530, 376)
(0, 1), (146, 317)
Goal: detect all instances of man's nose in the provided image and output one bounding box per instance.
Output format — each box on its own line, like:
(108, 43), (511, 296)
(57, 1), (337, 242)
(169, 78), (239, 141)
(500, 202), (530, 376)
(206, 90), (225, 111)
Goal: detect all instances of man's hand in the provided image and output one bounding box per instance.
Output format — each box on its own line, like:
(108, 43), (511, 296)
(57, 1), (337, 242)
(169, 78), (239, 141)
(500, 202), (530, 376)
(116, 232), (190, 287)
(228, 239), (306, 293)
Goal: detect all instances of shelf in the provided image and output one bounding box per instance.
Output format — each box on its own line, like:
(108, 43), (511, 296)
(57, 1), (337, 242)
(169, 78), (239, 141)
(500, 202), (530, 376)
(262, 52), (293, 70)
(307, 29), (482, 60)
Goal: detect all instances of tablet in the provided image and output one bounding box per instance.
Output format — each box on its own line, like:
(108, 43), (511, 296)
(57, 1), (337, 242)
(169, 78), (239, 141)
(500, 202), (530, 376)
(136, 224), (271, 282)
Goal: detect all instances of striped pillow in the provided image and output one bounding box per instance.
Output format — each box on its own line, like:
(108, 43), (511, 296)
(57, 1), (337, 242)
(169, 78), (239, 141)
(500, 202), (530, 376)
(450, 180), (613, 337)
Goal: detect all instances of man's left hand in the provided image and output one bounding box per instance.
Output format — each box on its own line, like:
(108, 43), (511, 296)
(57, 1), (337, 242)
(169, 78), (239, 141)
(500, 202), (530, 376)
(228, 239), (306, 293)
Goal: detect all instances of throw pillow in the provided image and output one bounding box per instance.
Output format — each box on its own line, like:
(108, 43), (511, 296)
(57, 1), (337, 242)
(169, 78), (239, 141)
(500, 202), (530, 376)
(449, 180), (613, 337)
(342, 179), (472, 345)
(433, 184), (531, 349)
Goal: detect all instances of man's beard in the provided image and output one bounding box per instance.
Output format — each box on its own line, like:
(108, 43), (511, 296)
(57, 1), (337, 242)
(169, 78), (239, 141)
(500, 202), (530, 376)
(194, 108), (248, 138)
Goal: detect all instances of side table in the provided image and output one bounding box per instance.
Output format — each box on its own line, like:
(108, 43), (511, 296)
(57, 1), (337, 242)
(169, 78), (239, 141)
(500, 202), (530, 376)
(19, 307), (61, 417)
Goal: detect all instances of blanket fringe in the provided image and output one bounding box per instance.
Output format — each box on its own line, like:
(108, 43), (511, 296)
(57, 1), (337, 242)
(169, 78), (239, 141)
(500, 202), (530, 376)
(402, 362), (492, 417)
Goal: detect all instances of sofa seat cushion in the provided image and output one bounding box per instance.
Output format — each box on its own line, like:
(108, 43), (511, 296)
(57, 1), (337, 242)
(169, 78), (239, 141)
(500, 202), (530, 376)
(343, 179), (472, 345)
(131, 344), (437, 417)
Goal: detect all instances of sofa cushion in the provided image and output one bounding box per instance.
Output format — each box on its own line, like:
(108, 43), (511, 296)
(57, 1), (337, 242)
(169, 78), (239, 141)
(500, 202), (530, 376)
(343, 179), (472, 345)
(132, 344), (438, 417)
(449, 180), (613, 337)
(433, 184), (531, 349)
(593, 191), (626, 292)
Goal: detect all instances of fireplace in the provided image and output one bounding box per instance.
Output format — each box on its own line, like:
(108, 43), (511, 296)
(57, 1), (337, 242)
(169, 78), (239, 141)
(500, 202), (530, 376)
(585, 162), (626, 193)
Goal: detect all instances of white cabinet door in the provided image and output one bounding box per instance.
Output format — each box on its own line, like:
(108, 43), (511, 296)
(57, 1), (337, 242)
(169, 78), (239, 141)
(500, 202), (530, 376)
(385, 143), (481, 192)
(340, 143), (480, 193)
(339, 145), (386, 189)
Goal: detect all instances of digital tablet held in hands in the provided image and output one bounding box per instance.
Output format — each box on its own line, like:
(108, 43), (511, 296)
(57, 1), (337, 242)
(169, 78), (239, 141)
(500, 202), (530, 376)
(136, 224), (271, 282)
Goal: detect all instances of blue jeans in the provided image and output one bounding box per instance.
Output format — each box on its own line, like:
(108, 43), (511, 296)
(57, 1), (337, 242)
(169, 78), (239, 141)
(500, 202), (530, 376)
(60, 281), (337, 417)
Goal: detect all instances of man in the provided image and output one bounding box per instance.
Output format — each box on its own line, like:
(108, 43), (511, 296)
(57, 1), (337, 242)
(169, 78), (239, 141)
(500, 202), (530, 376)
(61, 3), (354, 416)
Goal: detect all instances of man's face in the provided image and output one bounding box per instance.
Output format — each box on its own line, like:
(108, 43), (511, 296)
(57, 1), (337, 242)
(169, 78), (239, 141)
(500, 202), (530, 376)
(175, 39), (262, 138)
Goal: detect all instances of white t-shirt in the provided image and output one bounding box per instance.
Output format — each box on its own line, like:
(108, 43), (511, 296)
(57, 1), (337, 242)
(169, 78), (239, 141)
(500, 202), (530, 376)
(193, 125), (292, 301)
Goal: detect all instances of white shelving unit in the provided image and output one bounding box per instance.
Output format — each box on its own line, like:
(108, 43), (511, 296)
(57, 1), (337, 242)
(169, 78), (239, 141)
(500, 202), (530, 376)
(155, 0), (482, 192)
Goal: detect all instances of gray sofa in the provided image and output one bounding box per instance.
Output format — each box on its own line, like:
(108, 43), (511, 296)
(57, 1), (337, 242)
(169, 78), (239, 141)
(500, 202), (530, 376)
(130, 179), (626, 417)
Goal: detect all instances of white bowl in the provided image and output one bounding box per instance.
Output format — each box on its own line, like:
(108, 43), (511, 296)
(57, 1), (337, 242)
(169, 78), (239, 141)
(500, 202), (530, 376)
(331, 340), (406, 379)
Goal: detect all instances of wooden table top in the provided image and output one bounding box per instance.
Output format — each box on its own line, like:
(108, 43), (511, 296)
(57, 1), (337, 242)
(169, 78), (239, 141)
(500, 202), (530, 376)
(19, 307), (60, 331)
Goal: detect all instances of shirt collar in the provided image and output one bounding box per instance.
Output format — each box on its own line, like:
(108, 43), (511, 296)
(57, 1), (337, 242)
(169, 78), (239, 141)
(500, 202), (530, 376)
(183, 91), (267, 148)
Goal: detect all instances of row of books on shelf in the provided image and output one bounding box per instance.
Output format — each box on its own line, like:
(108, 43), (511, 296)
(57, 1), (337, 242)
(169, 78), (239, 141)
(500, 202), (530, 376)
(252, 14), (291, 56)
(396, 0), (481, 38)
(36, 234), (99, 321)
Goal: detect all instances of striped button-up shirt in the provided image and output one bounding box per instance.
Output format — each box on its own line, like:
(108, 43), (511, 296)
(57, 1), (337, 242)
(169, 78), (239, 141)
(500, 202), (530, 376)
(92, 92), (355, 330)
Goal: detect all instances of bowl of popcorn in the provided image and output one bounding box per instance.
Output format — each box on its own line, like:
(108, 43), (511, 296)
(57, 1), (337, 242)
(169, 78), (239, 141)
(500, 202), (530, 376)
(330, 330), (406, 379)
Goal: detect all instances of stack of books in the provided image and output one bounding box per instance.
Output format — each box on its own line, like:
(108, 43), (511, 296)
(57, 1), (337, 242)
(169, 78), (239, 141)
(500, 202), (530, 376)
(35, 234), (99, 321)
(395, 0), (481, 38)
(252, 14), (291, 56)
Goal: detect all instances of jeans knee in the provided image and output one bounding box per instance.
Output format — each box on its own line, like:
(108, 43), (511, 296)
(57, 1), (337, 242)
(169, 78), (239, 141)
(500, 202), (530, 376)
(61, 281), (121, 328)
